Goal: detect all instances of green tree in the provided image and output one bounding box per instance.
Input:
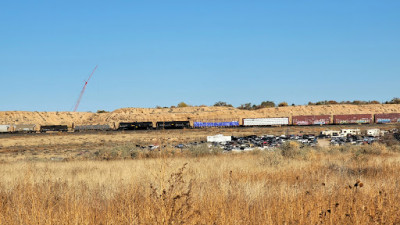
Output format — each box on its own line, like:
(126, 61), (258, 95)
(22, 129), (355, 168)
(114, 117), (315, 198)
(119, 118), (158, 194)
(213, 101), (233, 107)
(238, 103), (252, 110)
(278, 102), (288, 107)
(327, 100), (338, 104)
(260, 101), (275, 108)
(387, 97), (400, 104)
(177, 102), (190, 107)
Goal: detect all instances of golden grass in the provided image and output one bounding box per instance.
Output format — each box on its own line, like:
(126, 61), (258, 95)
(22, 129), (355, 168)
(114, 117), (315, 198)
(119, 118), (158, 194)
(1, 146), (400, 224)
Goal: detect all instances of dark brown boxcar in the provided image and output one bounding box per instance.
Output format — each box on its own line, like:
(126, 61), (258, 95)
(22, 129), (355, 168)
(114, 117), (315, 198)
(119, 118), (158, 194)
(375, 113), (400, 123)
(333, 114), (372, 124)
(292, 115), (331, 125)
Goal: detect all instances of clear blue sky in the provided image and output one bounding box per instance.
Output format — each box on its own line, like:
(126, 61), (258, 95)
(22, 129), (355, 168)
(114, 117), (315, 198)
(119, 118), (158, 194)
(1, 1), (399, 112)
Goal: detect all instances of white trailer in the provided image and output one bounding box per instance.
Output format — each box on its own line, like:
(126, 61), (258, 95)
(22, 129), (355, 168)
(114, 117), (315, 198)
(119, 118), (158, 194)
(243, 118), (289, 126)
(207, 134), (231, 143)
(340, 129), (361, 136)
(0, 125), (11, 133)
(321, 130), (341, 137)
(367, 129), (382, 137)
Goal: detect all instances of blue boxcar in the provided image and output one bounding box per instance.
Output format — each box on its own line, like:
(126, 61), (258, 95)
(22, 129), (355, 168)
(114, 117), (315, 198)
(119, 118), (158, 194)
(194, 121), (239, 128)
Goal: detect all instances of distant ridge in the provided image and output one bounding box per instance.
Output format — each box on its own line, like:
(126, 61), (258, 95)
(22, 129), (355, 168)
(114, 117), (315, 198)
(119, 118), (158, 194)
(0, 104), (399, 126)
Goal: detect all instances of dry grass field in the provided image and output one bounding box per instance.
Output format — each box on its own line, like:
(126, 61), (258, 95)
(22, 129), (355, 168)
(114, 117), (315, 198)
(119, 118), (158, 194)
(1, 141), (400, 224)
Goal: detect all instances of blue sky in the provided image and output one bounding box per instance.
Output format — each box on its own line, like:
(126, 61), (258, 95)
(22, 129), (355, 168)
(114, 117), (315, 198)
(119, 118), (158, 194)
(1, 1), (399, 112)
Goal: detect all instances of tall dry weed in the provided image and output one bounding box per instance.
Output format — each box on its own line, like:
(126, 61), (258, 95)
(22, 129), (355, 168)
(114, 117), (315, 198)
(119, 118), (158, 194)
(1, 145), (400, 224)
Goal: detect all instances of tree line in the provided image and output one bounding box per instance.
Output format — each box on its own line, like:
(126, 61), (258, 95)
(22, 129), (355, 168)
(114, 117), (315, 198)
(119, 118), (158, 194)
(153, 97), (400, 110)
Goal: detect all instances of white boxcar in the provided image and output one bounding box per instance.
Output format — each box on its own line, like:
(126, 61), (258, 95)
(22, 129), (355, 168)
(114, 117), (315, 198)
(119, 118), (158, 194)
(207, 134), (231, 143)
(243, 118), (289, 126)
(0, 125), (11, 133)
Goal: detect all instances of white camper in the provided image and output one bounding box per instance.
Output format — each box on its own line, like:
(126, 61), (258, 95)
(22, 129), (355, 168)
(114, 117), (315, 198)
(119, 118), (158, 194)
(340, 129), (361, 136)
(366, 129), (384, 137)
(321, 130), (341, 137)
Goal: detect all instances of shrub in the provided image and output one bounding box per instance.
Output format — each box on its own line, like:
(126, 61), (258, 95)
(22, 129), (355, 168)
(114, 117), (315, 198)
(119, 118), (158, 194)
(187, 144), (222, 157)
(237, 103), (252, 110)
(259, 151), (283, 166)
(354, 143), (387, 156)
(214, 101), (233, 107)
(278, 102), (288, 107)
(177, 102), (190, 107)
(93, 145), (165, 160)
(94, 145), (137, 160)
(385, 97), (400, 104)
(351, 100), (365, 105)
(260, 101), (275, 108)
(327, 100), (338, 104)
(279, 141), (315, 160)
(280, 141), (301, 158)
(380, 134), (400, 147)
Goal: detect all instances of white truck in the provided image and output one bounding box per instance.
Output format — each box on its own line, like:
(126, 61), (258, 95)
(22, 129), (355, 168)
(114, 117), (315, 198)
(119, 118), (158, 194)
(207, 134), (232, 143)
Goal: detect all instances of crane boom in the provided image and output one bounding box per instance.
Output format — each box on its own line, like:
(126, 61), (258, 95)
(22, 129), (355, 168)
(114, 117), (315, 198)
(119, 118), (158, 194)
(73, 65), (98, 112)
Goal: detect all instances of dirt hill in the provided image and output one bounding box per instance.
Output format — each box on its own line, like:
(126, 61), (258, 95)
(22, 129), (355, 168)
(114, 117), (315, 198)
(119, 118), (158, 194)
(0, 104), (399, 128)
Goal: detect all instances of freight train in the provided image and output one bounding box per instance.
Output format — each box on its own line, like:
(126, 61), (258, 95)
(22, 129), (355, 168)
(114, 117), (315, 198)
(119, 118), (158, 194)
(0, 113), (399, 134)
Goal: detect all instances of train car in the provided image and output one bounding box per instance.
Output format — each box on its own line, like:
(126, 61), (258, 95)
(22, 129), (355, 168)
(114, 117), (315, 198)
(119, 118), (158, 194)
(75, 124), (112, 132)
(374, 113), (400, 124)
(243, 118), (289, 126)
(193, 121), (239, 128)
(333, 114), (372, 124)
(292, 115), (331, 126)
(118, 122), (153, 130)
(0, 125), (12, 133)
(40, 125), (68, 133)
(14, 124), (36, 133)
(156, 121), (190, 129)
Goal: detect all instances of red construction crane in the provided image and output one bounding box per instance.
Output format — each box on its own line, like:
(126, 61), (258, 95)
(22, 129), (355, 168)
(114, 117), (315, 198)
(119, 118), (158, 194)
(73, 65), (98, 112)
